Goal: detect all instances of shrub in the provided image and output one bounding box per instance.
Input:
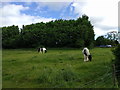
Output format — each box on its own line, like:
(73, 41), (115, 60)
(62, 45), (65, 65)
(113, 44), (120, 86)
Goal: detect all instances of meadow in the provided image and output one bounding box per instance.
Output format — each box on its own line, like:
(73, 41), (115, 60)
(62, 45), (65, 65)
(2, 48), (116, 88)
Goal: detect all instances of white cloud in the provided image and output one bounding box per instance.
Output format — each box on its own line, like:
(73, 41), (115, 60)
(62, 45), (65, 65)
(1, 0), (75, 2)
(71, 0), (119, 38)
(0, 3), (55, 28)
(36, 2), (71, 11)
(71, 2), (86, 16)
(2, 4), (29, 17)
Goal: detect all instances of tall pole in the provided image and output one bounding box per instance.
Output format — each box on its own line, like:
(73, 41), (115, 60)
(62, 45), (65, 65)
(118, 2), (120, 43)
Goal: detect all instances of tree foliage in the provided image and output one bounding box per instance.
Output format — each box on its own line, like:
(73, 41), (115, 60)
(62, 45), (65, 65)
(2, 25), (19, 48)
(2, 15), (95, 48)
(113, 44), (120, 86)
(95, 36), (119, 46)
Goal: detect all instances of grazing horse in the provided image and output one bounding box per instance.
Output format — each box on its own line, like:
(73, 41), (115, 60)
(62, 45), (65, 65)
(38, 47), (47, 53)
(82, 47), (92, 62)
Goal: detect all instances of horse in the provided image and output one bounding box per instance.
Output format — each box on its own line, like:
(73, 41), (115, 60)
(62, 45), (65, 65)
(82, 47), (92, 62)
(38, 47), (47, 53)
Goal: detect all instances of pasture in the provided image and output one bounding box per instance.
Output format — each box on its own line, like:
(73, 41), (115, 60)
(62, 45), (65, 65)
(2, 48), (115, 88)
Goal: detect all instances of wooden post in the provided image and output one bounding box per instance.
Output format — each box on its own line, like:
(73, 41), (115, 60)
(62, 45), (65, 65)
(113, 64), (115, 86)
(112, 64), (119, 88)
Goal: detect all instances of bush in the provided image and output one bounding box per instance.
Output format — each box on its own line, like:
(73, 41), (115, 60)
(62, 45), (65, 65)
(113, 44), (120, 86)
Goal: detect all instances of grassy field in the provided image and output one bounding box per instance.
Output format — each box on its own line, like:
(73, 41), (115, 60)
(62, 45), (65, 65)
(2, 48), (116, 88)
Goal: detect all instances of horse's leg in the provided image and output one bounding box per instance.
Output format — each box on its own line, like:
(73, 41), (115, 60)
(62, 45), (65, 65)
(84, 55), (87, 62)
(41, 48), (43, 54)
(86, 56), (89, 61)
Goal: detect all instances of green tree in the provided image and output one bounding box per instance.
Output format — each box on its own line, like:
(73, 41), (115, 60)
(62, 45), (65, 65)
(2, 25), (19, 48)
(2, 15), (95, 48)
(113, 44), (120, 86)
(95, 36), (119, 46)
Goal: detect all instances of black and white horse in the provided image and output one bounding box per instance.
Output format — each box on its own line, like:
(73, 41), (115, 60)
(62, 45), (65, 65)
(82, 47), (92, 62)
(38, 47), (47, 53)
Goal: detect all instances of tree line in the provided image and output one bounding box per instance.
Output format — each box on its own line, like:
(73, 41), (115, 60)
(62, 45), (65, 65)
(95, 36), (119, 46)
(2, 15), (95, 49)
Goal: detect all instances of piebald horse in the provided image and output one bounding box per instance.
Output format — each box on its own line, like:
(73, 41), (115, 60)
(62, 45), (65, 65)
(38, 47), (47, 53)
(82, 47), (92, 62)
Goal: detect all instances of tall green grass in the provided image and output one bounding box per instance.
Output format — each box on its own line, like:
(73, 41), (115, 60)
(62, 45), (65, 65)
(2, 48), (115, 88)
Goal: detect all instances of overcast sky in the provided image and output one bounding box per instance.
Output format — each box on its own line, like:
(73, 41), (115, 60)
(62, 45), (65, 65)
(0, 0), (119, 39)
